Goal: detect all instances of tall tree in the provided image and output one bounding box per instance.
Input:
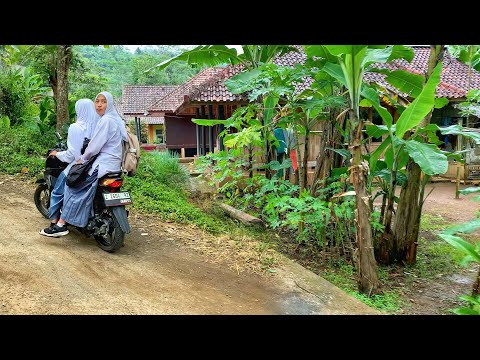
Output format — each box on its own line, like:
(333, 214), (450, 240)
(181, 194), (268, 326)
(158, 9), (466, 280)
(56, 45), (72, 132)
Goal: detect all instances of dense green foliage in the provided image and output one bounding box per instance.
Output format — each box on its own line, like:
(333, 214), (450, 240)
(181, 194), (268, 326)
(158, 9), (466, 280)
(75, 45), (199, 97)
(12, 45), (200, 101)
(0, 67), (42, 126)
(0, 126), (57, 176)
(439, 214), (480, 314)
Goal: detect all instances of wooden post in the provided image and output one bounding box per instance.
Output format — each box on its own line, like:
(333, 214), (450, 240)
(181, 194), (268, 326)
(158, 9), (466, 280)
(181, 147), (185, 159)
(195, 108), (200, 156)
(457, 118), (468, 183)
(218, 104), (225, 151)
(200, 105), (206, 155)
(208, 104), (214, 154)
(134, 116), (141, 143)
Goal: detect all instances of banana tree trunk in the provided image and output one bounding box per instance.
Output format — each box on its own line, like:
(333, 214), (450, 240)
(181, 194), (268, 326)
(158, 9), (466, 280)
(473, 268), (480, 296)
(378, 167), (398, 264)
(393, 160), (422, 262)
(350, 109), (380, 294)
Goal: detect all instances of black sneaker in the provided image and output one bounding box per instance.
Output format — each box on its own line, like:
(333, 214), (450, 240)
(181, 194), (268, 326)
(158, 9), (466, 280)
(39, 224), (69, 237)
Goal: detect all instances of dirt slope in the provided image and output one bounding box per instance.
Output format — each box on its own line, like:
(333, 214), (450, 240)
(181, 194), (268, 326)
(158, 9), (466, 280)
(0, 174), (378, 315)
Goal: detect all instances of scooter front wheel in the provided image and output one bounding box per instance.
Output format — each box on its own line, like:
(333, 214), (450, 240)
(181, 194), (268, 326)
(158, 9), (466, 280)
(34, 183), (50, 219)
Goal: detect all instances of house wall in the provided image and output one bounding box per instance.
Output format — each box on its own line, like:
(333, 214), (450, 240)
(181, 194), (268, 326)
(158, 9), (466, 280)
(148, 126), (154, 144)
(165, 115), (203, 149)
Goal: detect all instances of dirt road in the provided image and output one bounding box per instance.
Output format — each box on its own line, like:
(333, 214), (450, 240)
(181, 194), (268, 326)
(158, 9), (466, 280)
(0, 174), (378, 315)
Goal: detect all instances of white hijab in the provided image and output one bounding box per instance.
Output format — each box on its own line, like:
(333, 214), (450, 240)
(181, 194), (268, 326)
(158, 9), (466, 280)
(75, 98), (99, 139)
(95, 91), (127, 141)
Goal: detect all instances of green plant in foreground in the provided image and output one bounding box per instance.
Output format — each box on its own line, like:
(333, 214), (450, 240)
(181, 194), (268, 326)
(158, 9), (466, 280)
(439, 216), (480, 315)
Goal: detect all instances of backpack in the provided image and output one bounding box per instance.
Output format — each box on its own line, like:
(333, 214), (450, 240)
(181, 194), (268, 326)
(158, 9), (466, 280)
(121, 126), (141, 176)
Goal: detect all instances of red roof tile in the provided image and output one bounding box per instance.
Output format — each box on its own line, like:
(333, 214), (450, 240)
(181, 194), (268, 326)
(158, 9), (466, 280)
(122, 85), (177, 115)
(188, 64), (247, 102)
(148, 67), (231, 112)
(365, 46), (480, 99)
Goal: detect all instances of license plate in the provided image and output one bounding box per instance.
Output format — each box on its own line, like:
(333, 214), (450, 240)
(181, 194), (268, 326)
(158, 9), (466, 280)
(103, 191), (132, 206)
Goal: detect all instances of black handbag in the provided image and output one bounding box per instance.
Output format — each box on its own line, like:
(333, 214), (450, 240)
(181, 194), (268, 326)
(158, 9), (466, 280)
(66, 154), (98, 187)
(80, 137), (90, 155)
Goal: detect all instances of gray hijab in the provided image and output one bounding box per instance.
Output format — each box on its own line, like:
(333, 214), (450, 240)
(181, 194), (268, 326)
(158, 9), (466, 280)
(75, 98), (99, 139)
(95, 91), (127, 141)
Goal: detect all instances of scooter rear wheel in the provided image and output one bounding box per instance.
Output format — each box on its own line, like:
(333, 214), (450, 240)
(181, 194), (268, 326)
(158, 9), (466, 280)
(94, 209), (125, 253)
(34, 183), (50, 219)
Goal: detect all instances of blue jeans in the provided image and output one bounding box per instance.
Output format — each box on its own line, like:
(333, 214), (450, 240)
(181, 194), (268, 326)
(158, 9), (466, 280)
(48, 170), (67, 221)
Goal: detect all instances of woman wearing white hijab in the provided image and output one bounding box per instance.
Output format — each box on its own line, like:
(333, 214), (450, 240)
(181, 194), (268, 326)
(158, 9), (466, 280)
(41, 91), (126, 237)
(39, 99), (99, 237)
(53, 98), (99, 164)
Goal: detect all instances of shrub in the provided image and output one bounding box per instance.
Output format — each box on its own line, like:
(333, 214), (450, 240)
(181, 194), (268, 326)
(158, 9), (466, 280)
(138, 150), (190, 188)
(0, 126), (56, 176)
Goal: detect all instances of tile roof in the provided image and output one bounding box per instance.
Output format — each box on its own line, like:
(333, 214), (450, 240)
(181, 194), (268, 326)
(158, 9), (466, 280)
(146, 46), (480, 114)
(125, 116), (164, 125)
(148, 67), (231, 112)
(188, 48), (313, 102)
(122, 85), (177, 114)
(113, 98), (123, 117)
(364, 45), (480, 99)
(188, 64), (247, 102)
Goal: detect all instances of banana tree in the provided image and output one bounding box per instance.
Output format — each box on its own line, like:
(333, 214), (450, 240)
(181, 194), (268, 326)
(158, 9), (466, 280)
(394, 46), (446, 264)
(146, 45), (298, 72)
(304, 45), (413, 293)
(311, 46), (394, 294)
(363, 62), (445, 263)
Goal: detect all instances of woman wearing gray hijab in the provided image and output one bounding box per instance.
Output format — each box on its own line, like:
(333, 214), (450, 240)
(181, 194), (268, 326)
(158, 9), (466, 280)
(40, 91), (126, 237)
(40, 98), (99, 236)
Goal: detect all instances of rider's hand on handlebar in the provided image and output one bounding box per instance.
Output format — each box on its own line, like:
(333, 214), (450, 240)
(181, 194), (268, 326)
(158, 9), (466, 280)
(49, 150), (58, 157)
